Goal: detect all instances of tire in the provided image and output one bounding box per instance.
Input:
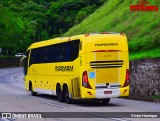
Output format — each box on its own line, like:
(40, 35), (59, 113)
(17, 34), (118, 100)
(101, 98), (110, 104)
(64, 86), (72, 104)
(30, 84), (37, 96)
(56, 85), (64, 102)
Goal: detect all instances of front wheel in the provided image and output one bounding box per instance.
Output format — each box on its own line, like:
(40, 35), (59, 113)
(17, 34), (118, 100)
(30, 84), (37, 96)
(64, 86), (72, 104)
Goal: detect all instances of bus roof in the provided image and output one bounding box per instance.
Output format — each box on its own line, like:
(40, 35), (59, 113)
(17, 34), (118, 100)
(27, 32), (126, 51)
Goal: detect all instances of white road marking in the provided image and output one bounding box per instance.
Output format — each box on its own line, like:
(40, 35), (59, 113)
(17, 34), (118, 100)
(0, 90), (32, 100)
(39, 101), (68, 108)
(0, 118), (14, 121)
(0, 90), (9, 94)
(86, 112), (131, 121)
(16, 95), (32, 100)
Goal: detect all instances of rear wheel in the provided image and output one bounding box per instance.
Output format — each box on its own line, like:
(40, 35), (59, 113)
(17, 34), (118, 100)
(30, 83), (37, 96)
(56, 85), (64, 102)
(64, 86), (72, 104)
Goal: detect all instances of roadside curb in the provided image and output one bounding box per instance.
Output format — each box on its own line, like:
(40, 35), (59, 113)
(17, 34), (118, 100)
(121, 96), (160, 103)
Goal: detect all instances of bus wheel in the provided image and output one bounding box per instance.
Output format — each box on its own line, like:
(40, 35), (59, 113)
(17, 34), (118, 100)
(30, 83), (37, 96)
(64, 86), (72, 104)
(101, 98), (110, 104)
(56, 85), (64, 102)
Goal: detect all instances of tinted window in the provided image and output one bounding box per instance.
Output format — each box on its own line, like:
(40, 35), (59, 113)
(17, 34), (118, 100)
(29, 39), (80, 66)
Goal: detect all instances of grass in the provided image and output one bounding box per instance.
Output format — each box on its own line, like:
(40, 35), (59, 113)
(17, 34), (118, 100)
(151, 95), (160, 99)
(129, 48), (160, 60)
(64, 0), (160, 60)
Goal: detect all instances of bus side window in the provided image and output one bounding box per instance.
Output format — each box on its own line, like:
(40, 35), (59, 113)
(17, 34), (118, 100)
(30, 49), (38, 66)
(66, 42), (71, 61)
(42, 47), (48, 63)
(49, 45), (55, 63)
(59, 43), (65, 62)
(54, 44), (60, 62)
(29, 50), (34, 66)
(70, 40), (80, 61)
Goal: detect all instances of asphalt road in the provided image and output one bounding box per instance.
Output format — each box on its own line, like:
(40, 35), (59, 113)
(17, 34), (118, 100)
(0, 67), (159, 121)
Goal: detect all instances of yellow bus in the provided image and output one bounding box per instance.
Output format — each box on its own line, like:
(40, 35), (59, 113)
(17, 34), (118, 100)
(24, 32), (129, 104)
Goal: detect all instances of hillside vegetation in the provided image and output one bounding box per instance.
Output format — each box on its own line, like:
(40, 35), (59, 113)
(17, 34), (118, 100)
(0, 0), (105, 55)
(64, 0), (160, 60)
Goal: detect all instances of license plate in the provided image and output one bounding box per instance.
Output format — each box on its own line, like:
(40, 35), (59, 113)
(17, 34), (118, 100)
(104, 91), (112, 94)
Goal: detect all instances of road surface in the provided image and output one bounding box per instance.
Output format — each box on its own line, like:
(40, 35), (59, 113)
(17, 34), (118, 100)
(0, 67), (159, 121)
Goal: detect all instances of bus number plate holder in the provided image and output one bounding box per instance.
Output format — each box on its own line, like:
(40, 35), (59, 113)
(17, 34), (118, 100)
(104, 91), (112, 94)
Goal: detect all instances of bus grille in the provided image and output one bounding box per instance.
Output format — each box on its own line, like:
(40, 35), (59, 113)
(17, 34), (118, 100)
(90, 60), (124, 68)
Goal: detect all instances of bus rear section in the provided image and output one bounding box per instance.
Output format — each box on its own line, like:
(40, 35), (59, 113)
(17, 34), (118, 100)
(81, 33), (129, 100)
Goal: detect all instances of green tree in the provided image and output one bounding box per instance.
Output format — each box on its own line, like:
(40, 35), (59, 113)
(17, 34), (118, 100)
(0, 7), (34, 55)
(0, 0), (106, 54)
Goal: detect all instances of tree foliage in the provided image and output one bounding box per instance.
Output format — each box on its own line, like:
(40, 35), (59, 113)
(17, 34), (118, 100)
(0, 0), (105, 55)
(0, 7), (34, 55)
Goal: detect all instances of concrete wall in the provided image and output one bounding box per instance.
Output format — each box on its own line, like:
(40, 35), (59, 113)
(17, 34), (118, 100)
(0, 57), (21, 68)
(130, 58), (160, 96)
